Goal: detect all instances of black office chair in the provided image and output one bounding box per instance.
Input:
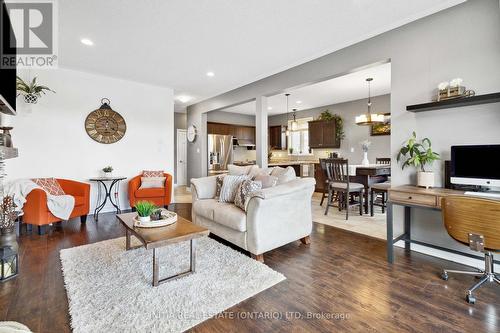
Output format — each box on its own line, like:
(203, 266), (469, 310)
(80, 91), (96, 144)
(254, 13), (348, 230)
(441, 196), (500, 304)
(324, 158), (364, 220)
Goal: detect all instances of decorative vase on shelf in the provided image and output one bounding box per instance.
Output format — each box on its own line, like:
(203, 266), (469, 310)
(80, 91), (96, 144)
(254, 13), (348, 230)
(23, 94), (38, 104)
(361, 152), (369, 166)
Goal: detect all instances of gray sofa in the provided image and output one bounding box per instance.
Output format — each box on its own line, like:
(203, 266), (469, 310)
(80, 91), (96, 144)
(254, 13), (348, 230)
(190, 176), (316, 262)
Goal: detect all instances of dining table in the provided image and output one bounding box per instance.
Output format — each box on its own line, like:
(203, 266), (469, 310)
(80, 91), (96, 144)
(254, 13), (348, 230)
(348, 164), (391, 214)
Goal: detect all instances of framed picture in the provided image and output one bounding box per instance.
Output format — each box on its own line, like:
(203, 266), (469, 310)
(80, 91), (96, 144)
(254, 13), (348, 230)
(371, 113), (391, 136)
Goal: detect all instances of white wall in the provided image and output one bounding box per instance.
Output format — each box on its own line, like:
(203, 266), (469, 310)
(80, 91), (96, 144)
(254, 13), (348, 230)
(5, 68), (174, 213)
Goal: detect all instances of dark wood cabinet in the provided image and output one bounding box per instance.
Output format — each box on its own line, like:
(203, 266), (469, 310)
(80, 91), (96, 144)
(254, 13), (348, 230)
(207, 122), (256, 144)
(314, 163), (327, 193)
(269, 126), (284, 150)
(308, 120), (340, 149)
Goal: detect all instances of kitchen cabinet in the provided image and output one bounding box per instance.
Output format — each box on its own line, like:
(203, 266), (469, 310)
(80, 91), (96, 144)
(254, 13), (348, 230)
(308, 120), (340, 149)
(207, 122), (256, 143)
(269, 126), (285, 150)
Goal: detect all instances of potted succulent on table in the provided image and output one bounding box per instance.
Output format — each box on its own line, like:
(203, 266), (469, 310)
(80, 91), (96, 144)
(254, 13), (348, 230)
(102, 166), (113, 178)
(135, 201), (157, 223)
(397, 131), (440, 188)
(16, 76), (55, 104)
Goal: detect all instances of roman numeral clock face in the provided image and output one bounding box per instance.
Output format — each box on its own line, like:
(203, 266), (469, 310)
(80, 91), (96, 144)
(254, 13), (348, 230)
(85, 109), (127, 144)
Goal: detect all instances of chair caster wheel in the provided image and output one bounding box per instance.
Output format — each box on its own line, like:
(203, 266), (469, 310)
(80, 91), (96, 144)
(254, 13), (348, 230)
(441, 272), (449, 281)
(466, 294), (476, 304)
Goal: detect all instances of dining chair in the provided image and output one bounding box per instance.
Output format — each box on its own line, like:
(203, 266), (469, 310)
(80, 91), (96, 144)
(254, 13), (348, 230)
(319, 158), (329, 206)
(324, 158), (364, 220)
(370, 157), (391, 215)
(441, 196), (500, 304)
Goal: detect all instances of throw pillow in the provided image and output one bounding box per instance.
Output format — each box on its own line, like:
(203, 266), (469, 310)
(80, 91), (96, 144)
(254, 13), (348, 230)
(139, 177), (165, 189)
(234, 179), (262, 211)
(247, 165), (261, 178)
(143, 170), (164, 177)
(31, 178), (65, 196)
(277, 166), (296, 184)
(253, 173), (278, 189)
(227, 164), (252, 176)
(215, 174), (225, 198)
(219, 175), (249, 203)
(270, 166), (285, 177)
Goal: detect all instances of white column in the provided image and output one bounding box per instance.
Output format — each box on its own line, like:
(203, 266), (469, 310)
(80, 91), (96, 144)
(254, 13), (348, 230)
(255, 96), (268, 168)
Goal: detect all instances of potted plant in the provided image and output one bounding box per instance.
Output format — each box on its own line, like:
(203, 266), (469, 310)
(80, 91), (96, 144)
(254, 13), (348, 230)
(135, 201), (157, 223)
(318, 110), (345, 142)
(397, 131), (440, 188)
(16, 76), (55, 104)
(0, 195), (20, 281)
(360, 140), (371, 166)
(102, 166), (113, 178)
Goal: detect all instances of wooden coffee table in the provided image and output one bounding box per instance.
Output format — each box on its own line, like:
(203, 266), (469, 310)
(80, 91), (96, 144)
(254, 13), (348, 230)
(116, 212), (209, 286)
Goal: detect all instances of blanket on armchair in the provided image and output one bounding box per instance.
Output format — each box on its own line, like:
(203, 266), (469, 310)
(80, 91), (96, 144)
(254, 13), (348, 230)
(5, 179), (75, 220)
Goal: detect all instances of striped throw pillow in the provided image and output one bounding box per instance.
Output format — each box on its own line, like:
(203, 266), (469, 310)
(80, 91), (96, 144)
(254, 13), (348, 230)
(218, 175), (249, 203)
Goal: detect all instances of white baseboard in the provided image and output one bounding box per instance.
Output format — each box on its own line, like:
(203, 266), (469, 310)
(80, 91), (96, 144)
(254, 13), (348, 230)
(394, 241), (500, 271)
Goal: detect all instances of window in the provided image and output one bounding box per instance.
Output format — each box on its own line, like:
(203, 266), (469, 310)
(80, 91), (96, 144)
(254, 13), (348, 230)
(287, 117), (313, 155)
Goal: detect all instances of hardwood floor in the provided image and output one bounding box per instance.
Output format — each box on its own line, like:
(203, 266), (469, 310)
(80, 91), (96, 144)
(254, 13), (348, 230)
(1, 203), (498, 332)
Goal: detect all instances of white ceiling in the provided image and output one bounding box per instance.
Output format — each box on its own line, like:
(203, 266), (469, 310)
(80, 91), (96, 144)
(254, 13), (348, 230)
(220, 62), (391, 115)
(58, 0), (464, 112)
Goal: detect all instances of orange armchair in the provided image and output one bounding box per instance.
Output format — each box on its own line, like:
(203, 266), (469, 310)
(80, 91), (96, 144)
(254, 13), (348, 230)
(128, 173), (173, 209)
(22, 179), (90, 235)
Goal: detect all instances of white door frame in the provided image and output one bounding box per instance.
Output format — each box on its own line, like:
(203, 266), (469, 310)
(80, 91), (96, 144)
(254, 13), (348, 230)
(176, 129), (188, 186)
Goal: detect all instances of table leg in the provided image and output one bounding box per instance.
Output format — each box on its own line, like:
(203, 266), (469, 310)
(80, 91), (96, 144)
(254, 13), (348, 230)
(153, 248), (159, 287)
(190, 239), (196, 273)
(94, 181), (110, 221)
(108, 179), (122, 214)
(126, 229), (131, 250)
(386, 202), (394, 263)
(151, 239), (198, 287)
(404, 206), (411, 251)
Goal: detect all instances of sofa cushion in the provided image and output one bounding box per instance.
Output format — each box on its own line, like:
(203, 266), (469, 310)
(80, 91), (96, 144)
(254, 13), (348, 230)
(193, 199), (247, 232)
(73, 195), (87, 207)
(142, 170), (164, 177)
(215, 175), (225, 199)
(31, 178), (66, 196)
(219, 175), (249, 203)
(253, 173), (278, 189)
(135, 188), (165, 198)
(139, 176), (165, 189)
(228, 164), (252, 175)
(234, 179), (262, 211)
(271, 166), (296, 184)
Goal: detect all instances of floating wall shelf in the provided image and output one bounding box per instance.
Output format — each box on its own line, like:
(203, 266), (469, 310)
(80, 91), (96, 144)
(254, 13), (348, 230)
(406, 92), (500, 112)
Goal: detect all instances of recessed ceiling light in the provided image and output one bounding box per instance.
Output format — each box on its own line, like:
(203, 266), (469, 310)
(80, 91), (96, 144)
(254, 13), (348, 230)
(296, 100), (302, 104)
(81, 38), (94, 46)
(267, 106), (272, 110)
(177, 95), (192, 103)
(206, 71), (215, 77)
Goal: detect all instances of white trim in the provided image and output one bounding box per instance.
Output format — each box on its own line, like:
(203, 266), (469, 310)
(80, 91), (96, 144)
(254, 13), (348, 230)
(176, 129), (188, 186)
(394, 241), (500, 271)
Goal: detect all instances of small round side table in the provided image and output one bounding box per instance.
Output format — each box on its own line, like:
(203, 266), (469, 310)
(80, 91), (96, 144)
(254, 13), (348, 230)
(89, 176), (126, 221)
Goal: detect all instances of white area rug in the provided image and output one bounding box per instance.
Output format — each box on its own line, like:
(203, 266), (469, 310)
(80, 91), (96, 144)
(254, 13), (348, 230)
(60, 237), (285, 333)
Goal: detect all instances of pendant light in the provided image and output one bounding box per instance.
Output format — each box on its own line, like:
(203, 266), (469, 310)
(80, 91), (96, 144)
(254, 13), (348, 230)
(355, 78), (384, 126)
(291, 108), (298, 131)
(285, 94), (290, 136)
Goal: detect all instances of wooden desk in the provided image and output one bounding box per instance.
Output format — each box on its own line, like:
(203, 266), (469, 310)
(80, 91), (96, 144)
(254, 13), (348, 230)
(386, 185), (465, 263)
(350, 165), (391, 213)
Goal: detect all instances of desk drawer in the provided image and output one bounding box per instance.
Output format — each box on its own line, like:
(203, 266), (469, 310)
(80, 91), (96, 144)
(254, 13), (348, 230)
(389, 191), (437, 207)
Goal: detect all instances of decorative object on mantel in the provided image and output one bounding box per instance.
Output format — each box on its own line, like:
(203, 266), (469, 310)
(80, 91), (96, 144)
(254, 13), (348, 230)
(370, 113), (391, 136)
(318, 110), (345, 141)
(360, 140), (371, 166)
(85, 98), (127, 144)
(102, 166), (113, 178)
(397, 131), (440, 189)
(355, 78), (384, 126)
(436, 78), (475, 102)
(407, 92), (500, 112)
(16, 76), (55, 104)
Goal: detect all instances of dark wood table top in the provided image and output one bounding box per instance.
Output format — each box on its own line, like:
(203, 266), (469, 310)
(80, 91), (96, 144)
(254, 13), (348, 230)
(116, 212), (209, 249)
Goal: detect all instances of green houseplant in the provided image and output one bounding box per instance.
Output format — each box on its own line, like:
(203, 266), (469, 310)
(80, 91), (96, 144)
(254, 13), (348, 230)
(135, 201), (157, 222)
(102, 166), (113, 177)
(16, 76), (55, 104)
(318, 110), (345, 142)
(397, 131), (440, 188)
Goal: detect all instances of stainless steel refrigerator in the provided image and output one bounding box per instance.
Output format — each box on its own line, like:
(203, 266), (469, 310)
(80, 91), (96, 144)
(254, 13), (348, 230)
(208, 134), (233, 175)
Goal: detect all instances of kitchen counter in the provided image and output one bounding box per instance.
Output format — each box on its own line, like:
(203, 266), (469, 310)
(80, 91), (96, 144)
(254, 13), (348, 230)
(268, 160), (318, 166)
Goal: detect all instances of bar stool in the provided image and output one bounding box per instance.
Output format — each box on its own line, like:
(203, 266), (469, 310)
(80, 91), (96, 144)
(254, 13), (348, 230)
(441, 196), (500, 304)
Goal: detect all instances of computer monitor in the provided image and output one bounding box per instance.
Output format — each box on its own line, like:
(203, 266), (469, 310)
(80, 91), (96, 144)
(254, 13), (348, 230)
(450, 145), (500, 187)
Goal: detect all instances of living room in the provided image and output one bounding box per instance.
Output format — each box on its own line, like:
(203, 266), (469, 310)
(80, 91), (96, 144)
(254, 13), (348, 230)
(0, 0), (499, 332)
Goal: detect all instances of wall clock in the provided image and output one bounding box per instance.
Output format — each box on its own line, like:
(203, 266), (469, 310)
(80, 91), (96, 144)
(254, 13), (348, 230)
(187, 124), (197, 142)
(85, 98), (127, 144)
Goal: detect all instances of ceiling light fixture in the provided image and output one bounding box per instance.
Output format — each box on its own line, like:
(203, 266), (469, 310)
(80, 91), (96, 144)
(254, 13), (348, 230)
(267, 106), (272, 110)
(355, 78), (384, 126)
(80, 38), (94, 46)
(296, 100), (302, 104)
(206, 71), (215, 77)
(177, 95), (191, 103)
(291, 108), (298, 131)
(285, 93), (290, 136)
